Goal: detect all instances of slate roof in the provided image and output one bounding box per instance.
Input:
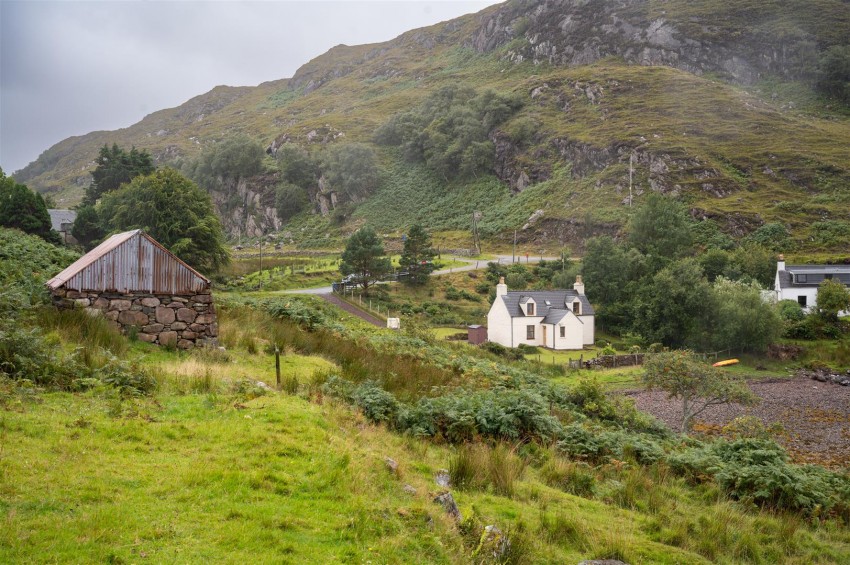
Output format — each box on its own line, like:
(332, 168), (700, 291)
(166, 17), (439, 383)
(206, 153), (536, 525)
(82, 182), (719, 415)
(500, 290), (594, 318)
(542, 309), (578, 325)
(777, 265), (850, 289)
(47, 209), (76, 232)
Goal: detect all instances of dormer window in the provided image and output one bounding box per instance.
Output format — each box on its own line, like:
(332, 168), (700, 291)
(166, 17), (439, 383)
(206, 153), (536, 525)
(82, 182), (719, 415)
(527, 302), (535, 315)
(572, 300), (580, 315)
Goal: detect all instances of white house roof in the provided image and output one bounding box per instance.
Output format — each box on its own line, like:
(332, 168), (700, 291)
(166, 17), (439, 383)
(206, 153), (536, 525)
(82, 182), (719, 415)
(778, 265), (850, 289)
(500, 290), (594, 317)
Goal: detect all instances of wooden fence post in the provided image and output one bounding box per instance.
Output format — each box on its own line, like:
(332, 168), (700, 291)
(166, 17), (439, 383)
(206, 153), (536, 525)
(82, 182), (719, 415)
(275, 346), (281, 389)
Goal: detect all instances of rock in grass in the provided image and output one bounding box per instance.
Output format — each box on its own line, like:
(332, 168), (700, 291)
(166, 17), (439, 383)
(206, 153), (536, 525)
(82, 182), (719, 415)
(433, 491), (462, 522)
(403, 484), (417, 495)
(384, 457), (399, 474)
(435, 469), (450, 487)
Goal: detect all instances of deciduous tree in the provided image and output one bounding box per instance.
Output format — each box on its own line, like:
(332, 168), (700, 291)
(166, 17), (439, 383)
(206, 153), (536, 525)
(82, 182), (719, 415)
(99, 168), (228, 273)
(0, 168), (58, 243)
(642, 350), (756, 433)
(816, 279), (850, 322)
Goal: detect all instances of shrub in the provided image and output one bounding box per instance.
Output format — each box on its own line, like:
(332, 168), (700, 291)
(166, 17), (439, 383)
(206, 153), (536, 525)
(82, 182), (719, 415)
(505, 272), (526, 290)
(99, 360), (158, 397)
(777, 299), (805, 322)
(668, 438), (850, 514)
(351, 380), (400, 423)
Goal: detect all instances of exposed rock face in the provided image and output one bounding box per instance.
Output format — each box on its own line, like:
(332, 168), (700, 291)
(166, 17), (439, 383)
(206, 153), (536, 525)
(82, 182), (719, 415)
(469, 0), (817, 85)
(207, 173), (282, 239)
(51, 289), (217, 348)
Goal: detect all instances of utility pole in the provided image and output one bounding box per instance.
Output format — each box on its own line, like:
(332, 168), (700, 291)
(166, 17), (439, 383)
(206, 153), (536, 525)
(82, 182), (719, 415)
(629, 151), (634, 207)
(512, 230), (517, 264)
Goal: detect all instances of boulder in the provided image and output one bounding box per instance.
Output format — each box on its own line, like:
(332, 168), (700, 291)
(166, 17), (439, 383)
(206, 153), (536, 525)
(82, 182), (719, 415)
(384, 457), (399, 474)
(118, 310), (149, 326)
(181, 331), (198, 340)
(171, 321), (188, 331)
(177, 339), (194, 350)
(140, 297), (160, 307)
(176, 308), (197, 323)
(92, 297), (110, 309)
(196, 313), (215, 324)
(435, 470), (451, 488)
(192, 294), (213, 304)
(74, 298), (91, 307)
(433, 492), (462, 522)
(110, 299), (132, 311)
(155, 306), (176, 325)
(208, 323), (219, 337)
(104, 310), (120, 321)
(159, 331), (178, 347)
(142, 323), (164, 334)
(137, 333), (157, 343)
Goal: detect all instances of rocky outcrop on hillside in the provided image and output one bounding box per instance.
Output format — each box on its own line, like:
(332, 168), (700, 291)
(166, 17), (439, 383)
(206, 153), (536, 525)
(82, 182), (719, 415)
(207, 173), (281, 238)
(471, 0), (824, 85)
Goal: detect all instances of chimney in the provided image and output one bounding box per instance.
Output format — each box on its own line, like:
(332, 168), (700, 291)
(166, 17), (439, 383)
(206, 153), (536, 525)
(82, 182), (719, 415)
(574, 275), (585, 296)
(777, 254), (786, 272)
(496, 276), (508, 297)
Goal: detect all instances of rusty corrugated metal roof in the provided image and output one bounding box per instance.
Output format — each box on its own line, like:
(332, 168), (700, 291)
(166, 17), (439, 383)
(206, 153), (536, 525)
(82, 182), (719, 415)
(46, 229), (210, 294)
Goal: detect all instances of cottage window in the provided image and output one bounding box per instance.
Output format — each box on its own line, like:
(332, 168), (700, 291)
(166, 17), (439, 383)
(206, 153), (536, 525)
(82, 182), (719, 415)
(527, 325), (535, 340)
(560, 326), (565, 338)
(798, 295), (807, 307)
(825, 274), (833, 280)
(527, 303), (535, 315)
(797, 274), (807, 283)
(572, 301), (580, 314)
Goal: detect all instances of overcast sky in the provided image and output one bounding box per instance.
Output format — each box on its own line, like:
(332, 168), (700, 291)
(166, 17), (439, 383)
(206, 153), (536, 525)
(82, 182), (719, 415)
(0, 1), (499, 174)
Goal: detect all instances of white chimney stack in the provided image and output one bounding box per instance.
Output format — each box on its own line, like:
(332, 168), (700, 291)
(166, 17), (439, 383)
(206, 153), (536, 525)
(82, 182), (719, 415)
(777, 254), (786, 271)
(496, 276), (508, 297)
(574, 275), (585, 296)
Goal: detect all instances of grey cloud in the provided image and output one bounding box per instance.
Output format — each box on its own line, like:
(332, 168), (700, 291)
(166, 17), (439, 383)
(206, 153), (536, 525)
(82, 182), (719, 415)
(0, 1), (498, 174)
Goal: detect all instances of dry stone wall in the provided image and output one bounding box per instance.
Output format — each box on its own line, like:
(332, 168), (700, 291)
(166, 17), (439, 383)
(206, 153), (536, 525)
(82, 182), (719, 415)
(51, 289), (217, 349)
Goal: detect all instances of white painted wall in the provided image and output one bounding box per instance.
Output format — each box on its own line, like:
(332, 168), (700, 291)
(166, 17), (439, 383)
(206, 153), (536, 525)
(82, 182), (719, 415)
(487, 298), (513, 347)
(551, 315), (584, 350)
(581, 315), (595, 345)
(511, 317), (544, 347)
(778, 287), (819, 313)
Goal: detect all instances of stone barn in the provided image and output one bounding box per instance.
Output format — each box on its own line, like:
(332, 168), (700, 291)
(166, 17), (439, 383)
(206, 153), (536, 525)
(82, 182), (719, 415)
(46, 229), (217, 349)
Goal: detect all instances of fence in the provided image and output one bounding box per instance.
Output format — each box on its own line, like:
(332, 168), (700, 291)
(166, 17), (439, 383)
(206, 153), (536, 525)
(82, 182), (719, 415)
(568, 348), (737, 370)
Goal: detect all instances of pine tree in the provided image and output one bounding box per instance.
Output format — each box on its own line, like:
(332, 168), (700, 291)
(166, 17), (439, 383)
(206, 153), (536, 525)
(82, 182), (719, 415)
(399, 224), (436, 285)
(339, 228), (390, 293)
(0, 168), (59, 243)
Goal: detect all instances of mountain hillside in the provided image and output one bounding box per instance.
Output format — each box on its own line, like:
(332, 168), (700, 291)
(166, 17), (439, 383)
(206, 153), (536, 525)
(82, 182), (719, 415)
(14, 0), (850, 250)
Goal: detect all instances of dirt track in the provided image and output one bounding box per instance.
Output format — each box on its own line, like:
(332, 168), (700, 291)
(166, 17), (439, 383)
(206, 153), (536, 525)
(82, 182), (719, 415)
(626, 377), (850, 468)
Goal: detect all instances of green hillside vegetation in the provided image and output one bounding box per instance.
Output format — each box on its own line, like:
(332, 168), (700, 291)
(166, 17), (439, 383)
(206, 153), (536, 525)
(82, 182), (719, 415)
(11, 0), (850, 253)
(3, 226), (850, 562)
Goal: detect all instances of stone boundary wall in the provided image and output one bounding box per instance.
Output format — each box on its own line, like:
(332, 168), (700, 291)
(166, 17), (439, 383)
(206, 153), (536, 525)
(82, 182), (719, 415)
(51, 289), (217, 349)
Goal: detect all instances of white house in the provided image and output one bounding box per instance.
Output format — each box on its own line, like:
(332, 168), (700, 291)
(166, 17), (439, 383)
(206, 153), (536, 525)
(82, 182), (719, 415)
(774, 255), (850, 314)
(487, 276), (594, 350)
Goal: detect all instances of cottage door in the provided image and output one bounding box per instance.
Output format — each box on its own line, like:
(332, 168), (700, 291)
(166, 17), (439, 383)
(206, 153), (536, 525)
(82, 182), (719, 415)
(542, 326), (547, 348)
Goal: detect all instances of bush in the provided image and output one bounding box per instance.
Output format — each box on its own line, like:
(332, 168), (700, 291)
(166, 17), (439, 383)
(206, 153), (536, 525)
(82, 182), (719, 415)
(351, 380), (399, 423)
(448, 443), (526, 496)
(777, 299), (805, 322)
(505, 272), (527, 290)
(668, 438), (850, 514)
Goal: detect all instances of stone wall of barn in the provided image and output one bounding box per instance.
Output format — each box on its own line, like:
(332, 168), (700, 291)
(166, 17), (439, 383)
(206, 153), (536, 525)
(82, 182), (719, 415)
(50, 289), (217, 349)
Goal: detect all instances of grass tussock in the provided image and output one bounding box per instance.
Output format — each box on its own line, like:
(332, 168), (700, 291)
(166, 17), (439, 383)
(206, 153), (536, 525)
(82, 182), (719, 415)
(37, 307), (127, 356)
(539, 458), (596, 498)
(449, 443), (526, 497)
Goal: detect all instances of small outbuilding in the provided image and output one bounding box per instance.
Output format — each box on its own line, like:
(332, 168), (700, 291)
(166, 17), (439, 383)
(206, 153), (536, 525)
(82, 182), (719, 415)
(47, 209), (78, 245)
(46, 229), (217, 349)
(467, 324), (487, 345)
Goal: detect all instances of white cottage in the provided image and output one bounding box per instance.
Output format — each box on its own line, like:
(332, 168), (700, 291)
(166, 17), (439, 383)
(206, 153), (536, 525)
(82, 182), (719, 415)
(487, 276), (594, 350)
(774, 255), (850, 314)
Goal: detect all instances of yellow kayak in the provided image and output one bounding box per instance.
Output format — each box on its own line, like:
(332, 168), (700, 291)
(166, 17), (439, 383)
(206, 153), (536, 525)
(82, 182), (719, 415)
(712, 359), (739, 367)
